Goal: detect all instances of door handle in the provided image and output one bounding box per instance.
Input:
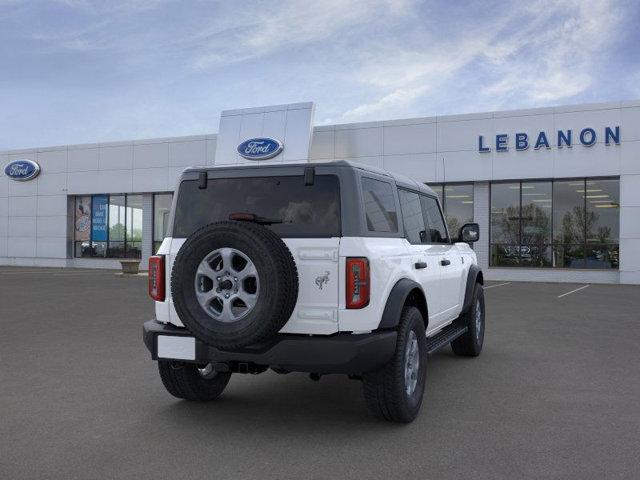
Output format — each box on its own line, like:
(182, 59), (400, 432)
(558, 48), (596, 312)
(414, 261), (427, 269)
(440, 259), (451, 266)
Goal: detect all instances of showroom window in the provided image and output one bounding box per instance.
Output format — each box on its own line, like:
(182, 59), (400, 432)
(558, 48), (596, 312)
(153, 193), (173, 253)
(429, 183), (474, 236)
(74, 194), (144, 259)
(490, 178), (619, 269)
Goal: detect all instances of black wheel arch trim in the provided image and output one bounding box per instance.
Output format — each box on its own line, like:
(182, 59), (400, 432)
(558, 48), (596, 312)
(378, 278), (428, 330)
(461, 264), (484, 313)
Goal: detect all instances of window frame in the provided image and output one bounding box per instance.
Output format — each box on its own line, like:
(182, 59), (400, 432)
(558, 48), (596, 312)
(73, 193), (144, 260)
(397, 187), (428, 245)
(419, 192), (451, 244)
(152, 192), (174, 254)
(489, 177), (620, 269)
(360, 176), (400, 235)
(427, 182), (474, 242)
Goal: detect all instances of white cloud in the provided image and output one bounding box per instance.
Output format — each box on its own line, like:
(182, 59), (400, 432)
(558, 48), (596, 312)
(191, 0), (414, 69)
(337, 35), (493, 121)
(0, 0), (633, 149)
(482, 0), (621, 105)
(340, 85), (429, 121)
(335, 0), (625, 122)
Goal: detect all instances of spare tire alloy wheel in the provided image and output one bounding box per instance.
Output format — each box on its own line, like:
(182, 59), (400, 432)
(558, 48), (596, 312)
(195, 247), (259, 323)
(171, 221), (299, 350)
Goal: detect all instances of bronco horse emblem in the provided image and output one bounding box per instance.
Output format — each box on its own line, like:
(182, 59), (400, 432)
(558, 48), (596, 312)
(315, 271), (330, 290)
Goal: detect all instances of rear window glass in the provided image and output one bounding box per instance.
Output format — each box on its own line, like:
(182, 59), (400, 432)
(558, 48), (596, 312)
(361, 177), (398, 233)
(173, 175), (341, 238)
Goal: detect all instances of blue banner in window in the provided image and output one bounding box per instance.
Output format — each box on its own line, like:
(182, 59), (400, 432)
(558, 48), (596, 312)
(91, 195), (108, 242)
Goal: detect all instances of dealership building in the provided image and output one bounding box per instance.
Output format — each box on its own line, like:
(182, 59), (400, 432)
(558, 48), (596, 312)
(1, 100), (639, 284)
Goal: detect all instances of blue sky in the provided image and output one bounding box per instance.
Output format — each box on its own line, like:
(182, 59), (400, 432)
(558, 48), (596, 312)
(1, 0), (639, 150)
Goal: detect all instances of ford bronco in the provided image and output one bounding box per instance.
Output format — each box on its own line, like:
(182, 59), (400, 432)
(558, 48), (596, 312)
(143, 161), (484, 423)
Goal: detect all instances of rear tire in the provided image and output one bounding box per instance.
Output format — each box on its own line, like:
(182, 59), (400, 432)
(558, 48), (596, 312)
(158, 361), (231, 401)
(451, 283), (485, 357)
(362, 306), (427, 423)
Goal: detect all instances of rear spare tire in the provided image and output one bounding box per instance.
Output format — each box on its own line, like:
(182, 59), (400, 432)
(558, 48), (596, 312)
(171, 221), (298, 349)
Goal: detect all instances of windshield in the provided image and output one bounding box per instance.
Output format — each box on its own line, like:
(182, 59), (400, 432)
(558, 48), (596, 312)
(173, 175), (341, 238)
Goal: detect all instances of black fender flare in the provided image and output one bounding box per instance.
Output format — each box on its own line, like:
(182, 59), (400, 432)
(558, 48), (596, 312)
(378, 278), (428, 330)
(461, 265), (484, 313)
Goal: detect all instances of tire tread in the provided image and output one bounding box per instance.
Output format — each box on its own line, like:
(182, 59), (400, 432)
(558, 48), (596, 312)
(451, 283), (484, 357)
(362, 306), (426, 423)
(158, 361), (231, 401)
(171, 221), (299, 349)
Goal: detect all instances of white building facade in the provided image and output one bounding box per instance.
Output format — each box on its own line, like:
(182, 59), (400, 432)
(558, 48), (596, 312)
(1, 100), (639, 284)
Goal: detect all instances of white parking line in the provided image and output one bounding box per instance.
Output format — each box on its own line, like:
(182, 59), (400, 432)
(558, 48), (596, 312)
(0, 270), (113, 276)
(484, 282), (511, 290)
(557, 284), (590, 298)
(51, 272), (118, 276)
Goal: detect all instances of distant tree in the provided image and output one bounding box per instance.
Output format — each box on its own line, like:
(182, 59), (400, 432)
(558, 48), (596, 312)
(446, 217), (461, 237)
(520, 204), (551, 266)
(595, 226), (612, 244)
(109, 223), (125, 240)
(492, 205), (520, 244)
(556, 206), (603, 244)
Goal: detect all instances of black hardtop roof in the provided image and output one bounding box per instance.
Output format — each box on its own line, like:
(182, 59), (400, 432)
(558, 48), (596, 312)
(182, 160), (437, 197)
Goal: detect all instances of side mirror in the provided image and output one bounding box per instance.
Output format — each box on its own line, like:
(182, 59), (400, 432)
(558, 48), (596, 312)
(458, 223), (480, 243)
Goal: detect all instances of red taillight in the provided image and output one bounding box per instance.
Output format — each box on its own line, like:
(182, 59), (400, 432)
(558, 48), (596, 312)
(148, 255), (165, 301)
(346, 257), (370, 309)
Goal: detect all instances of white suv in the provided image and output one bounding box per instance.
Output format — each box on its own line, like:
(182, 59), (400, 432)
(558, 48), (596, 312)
(144, 161), (484, 422)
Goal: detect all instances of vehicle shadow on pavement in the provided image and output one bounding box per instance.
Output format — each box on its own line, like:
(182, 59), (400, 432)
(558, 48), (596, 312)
(149, 352), (463, 433)
(158, 373), (382, 427)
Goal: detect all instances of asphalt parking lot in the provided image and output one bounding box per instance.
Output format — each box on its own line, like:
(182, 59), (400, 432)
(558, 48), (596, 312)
(1, 268), (639, 479)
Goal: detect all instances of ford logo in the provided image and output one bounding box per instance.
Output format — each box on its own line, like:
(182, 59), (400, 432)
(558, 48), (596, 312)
(4, 159), (41, 181)
(237, 137), (283, 160)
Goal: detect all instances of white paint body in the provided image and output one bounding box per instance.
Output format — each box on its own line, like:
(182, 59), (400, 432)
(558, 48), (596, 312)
(155, 235), (476, 336)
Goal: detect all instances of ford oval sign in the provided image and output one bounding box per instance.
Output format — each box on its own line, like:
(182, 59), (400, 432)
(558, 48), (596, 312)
(237, 138), (283, 160)
(4, 159), (41, 182)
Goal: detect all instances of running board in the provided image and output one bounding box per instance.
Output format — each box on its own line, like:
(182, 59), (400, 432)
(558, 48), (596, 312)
(426, 324), (468, 355)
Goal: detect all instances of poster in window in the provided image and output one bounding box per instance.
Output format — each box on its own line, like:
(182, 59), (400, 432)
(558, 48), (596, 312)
(91, 195), (108, 242)
(74, 196), (91, 241)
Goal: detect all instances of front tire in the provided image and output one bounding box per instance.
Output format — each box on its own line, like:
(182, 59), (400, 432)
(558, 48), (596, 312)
(451, 283), (485, 357)
(362, 306), (427, 423)
(158, 361), (232, 401)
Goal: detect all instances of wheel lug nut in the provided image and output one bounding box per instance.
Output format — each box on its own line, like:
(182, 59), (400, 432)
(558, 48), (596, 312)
(225, 294), (230, 299)
(216, 277), (221, 281)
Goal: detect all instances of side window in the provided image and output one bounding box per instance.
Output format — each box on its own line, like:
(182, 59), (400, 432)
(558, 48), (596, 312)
(420, 195), (449, 243)
(361, 177), (398, 233)
(398, 189), (426, 244)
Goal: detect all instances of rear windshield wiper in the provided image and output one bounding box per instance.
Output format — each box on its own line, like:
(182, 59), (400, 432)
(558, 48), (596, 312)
(229, 212), (283, 225)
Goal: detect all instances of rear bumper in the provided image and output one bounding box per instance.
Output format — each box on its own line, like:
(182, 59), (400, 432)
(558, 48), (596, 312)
(143, 320), (397, 375)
